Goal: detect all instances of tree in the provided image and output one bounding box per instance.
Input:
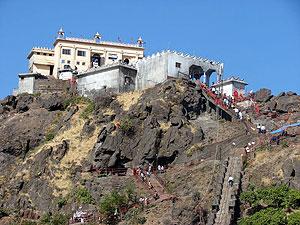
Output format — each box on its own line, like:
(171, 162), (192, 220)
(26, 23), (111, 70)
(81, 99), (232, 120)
(288, 211), (300, 225)
(238, 208), (287, 225)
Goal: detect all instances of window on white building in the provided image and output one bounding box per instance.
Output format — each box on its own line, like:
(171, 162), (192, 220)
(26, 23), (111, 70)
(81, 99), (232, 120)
(61, 59), (65, 63)
(62, 49), (71, 55)
(77, 50), (86, 57)
(108, 54), (118, 60)
(82, 62), (86, 65)
(67, 60), (71, 64)
(175, 62), (181, 68)
(76, 61), (80, 65)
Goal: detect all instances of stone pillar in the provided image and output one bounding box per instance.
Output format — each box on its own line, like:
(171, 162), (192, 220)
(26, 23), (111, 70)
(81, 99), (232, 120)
(72, 46), (76, 69)
(216, 106), (220, 120)
(217, 73), (222, 83)
(205, 72), (210, 87)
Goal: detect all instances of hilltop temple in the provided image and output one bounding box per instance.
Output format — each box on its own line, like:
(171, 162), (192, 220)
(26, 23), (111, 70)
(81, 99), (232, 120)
(14, 28), (247, 97)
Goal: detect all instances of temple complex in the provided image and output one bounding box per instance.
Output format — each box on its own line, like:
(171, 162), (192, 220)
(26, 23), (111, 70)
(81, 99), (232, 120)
(15, 28), (248, 97)
(27, 28), (144, 78)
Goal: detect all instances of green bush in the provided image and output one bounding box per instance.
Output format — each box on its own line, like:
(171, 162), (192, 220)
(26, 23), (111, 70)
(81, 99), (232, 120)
(288, 211), (300, 225)
(57, 196), (68, 209)
(238, 208), (287, 225)
(74, 187), (94, 204)
(119, 116), (134, 135)
(241, 185), (300, 209)
(45, 132), (55, 141)
(99, 190), (127, 215)
(40, 213), (68, 225)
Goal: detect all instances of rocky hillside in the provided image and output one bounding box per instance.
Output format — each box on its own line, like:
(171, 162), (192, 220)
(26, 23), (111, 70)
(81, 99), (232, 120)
(0, 79), (299, 225)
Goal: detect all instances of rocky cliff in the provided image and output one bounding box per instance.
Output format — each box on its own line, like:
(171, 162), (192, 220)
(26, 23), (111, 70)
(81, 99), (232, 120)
(0, 80), (299, 225)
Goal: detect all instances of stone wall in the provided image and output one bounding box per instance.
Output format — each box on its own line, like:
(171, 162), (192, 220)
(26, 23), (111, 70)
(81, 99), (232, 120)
(136, 51), (224, 90)
(34, 77), (70, 94)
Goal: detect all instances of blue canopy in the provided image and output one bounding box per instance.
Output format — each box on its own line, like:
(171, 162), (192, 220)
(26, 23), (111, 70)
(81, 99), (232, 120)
(270, 122), (300, 134)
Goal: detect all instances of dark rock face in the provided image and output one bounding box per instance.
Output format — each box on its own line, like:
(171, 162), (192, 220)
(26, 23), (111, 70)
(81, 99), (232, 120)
(52, 140), (69, 161)
(254, 88), (273, 102)
(92, 79), (205, 168)
(274, 95), (300, 113)
(15, 94), (34, 113)
(94, 92), (116, 113)
(37, 93), (65, 111)
(0, 109), (58, 157)
(286, 91), (297, 96)
(0, 95), (17, 108)
(0, 93), (69, 157)
(81, 120), (96, 137)
(282, 158), (300, 189)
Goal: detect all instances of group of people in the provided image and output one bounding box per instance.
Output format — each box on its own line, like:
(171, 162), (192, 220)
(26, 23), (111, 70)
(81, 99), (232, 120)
(257, 124), (266, 134)
(270, 129), (288, 145)
(244, 141), (256, 154)
(233, 108), (243, 120)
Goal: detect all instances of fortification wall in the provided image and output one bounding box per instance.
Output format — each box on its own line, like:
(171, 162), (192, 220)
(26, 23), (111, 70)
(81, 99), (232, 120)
(136, 52), (168, 90)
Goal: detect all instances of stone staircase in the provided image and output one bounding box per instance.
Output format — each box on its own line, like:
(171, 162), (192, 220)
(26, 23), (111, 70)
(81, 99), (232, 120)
(207, 156), (243, 225)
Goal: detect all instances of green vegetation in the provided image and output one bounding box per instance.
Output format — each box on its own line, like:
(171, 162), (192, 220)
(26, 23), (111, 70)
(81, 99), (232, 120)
(280, 140), (289, 148)
(73, 187), (94, 204)
(238, 185), (300, 225)
(80, 101), (95, 120)
(99, 183), (137, 224)
(45, 131), (55, 141)
(56, 196), (68, 209)
(256, 143), (272, 152)
(119, 116), (134, 135)
(288, 211), (300, 225)
(239, 208), (286, 225)
(63, 95), (91, 109)
(63, 95), (95, 119)
(40, 213), (69, 225)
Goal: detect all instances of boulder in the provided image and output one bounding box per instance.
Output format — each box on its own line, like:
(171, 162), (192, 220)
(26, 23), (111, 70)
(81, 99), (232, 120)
(275, 95), (300, 113)
(254, 88), (273, 102)
(0, 95), (16, 108)
(170, 117), (183, 128)
(81, 120), (95, 137)
(286, 91), (297, 96)
(15, 94), (34, 113)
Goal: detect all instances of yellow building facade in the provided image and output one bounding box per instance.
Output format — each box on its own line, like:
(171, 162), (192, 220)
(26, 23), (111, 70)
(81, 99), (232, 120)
(27, 30), (144, 78)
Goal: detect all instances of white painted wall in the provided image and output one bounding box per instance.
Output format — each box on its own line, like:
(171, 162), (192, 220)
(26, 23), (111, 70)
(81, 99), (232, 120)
(17, 76), (35, 94)
(77, 68), (120, 96)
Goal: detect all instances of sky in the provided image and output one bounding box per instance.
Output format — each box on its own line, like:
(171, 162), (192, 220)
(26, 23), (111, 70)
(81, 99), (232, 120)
(0, 0), (299, 98)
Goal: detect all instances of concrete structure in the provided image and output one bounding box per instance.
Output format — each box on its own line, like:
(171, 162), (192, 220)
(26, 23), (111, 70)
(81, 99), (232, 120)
(13, 72), (70, 96)
(75, 50), (224, 96)
(13, 73), (42, 95)
(26, 28), (144, 78)
(211, 77), (248, 97)
(136, 50), (224, 90)
(76, 62), (137, 97)
(28, 48), (55, 75)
